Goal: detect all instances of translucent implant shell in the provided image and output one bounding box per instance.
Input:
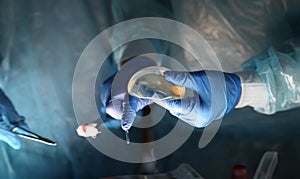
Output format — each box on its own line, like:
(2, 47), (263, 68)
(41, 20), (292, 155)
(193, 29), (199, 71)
(128, 66), (185, 101)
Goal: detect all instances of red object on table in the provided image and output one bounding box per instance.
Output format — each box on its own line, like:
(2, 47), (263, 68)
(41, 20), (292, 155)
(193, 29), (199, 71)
(232, 165), (249, 179)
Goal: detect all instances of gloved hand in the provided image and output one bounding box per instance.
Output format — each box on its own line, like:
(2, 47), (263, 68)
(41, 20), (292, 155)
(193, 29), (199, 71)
(162, 70), (241, 127)
(101, 73), (152, 131)
(0, 120), (30, 149)
(11, 119), (30, 131)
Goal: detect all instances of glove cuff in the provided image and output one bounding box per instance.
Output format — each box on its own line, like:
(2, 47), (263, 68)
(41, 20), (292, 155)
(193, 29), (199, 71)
(224, 73), (242, 114)
(235, 70), (268, 109)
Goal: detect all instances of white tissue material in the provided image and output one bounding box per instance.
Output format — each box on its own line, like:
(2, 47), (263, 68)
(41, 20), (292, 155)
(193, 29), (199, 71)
(76, 123), (101, 138)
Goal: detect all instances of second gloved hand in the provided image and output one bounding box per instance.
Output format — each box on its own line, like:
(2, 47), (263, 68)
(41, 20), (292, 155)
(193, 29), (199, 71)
(105, 93), (152, 131)
(100, 57), (157, 131)
(0, 121), (30, 150)
(101, 73), (153, 131)
(162, 70), (241, 127)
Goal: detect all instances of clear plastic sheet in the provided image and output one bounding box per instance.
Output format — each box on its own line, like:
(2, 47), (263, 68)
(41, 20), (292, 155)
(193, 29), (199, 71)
(242, 42), (300, 114)
(171, 0), (298, 72)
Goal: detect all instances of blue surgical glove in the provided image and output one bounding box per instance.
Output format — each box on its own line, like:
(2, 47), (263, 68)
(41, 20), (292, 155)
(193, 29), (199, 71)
(0, 123), (18, 149)
(0, 120), (30, 150)
(11, 119), (30, 131)
(162, 70), (241, 127)
(114, 93), (152, 131)
(101, 74), (152, 131)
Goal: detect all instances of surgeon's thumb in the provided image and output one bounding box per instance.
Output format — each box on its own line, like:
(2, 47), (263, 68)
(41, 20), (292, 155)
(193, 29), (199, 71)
(163, 71), (194, 88)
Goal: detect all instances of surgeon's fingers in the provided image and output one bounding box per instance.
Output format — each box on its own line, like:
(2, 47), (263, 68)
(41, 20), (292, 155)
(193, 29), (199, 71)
(163, 96), (199, 117)
(163, 71), (195, 88)
(129, 95), (152, 112)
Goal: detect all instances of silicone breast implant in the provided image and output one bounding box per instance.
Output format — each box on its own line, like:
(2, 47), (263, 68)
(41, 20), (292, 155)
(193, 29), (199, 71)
(128, 66), (185, 101)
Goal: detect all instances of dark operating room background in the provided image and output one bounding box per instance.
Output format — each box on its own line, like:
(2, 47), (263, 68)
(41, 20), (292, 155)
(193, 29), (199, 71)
(0, 0), (300, 178)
